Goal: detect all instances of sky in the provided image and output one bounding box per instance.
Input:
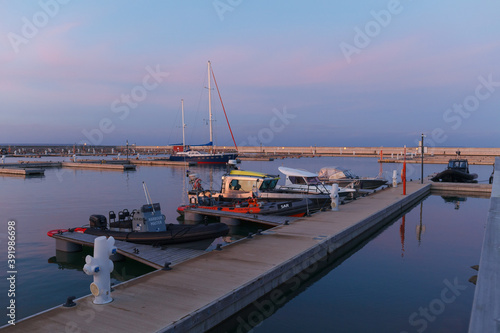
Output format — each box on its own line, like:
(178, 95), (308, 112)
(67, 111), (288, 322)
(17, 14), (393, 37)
(1, 0), (499, 148)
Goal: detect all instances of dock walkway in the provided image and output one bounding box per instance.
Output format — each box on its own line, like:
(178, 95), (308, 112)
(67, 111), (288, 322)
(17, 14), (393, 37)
(469, 158), (500, 332)
(3, 181), (430, 332)
(52, 232), (205, 269)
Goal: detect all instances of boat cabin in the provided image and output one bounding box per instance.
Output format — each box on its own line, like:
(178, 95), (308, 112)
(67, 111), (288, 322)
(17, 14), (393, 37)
(447, 159), (470, 173)
(221, 170), (280, 198)
(280, 167), (323, 186)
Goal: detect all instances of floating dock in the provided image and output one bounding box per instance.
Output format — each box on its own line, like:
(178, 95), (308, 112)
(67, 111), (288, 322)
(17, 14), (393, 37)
(61, 162), (136, 171)
(183, 207), (298, 226)
(51, 232), (205, 269)
(3, 181), (435, 332)
(0, 168), (45, 176)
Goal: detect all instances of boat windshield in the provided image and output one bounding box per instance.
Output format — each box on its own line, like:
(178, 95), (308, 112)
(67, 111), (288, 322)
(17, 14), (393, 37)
(259, 178), (278, 191)
(448, 160), (467, 169)
(288, 176), (306, 185)
(228, 179), (256, 192)
(305, 176), (321, 185)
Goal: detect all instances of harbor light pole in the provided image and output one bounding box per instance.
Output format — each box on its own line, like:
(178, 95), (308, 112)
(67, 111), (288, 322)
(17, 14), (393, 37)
(420, 133), (425, 184)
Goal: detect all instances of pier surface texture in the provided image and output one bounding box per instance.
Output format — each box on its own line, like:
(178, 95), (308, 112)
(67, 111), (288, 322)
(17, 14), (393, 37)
(469, 157), (500, 333)
(3, 181), (430, 332)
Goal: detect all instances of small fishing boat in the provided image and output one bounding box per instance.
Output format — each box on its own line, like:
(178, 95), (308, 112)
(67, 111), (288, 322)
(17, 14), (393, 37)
(318, 166), (388, 189)
(431, 159), (478, 183)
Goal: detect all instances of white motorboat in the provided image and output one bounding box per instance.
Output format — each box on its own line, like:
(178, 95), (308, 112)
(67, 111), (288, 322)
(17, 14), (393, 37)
(277, 167), (355, 197)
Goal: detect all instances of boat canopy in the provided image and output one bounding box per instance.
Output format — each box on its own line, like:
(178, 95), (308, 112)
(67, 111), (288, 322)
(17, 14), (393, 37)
(279, 167), (322, 186)
(229, 170), (276, 178)
(318, 166), (356, 179)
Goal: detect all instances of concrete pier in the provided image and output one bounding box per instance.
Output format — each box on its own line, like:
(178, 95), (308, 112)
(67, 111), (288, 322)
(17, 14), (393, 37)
(2, 181), (430, 332)
(469, 157), (500, 333)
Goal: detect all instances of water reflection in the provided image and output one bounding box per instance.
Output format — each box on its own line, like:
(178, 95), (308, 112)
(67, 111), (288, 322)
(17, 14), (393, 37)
(47, 249), (155, 282)
(209, 195), (427, 333)
(211, 194), (488, 333)
(441, 196), (467, 210)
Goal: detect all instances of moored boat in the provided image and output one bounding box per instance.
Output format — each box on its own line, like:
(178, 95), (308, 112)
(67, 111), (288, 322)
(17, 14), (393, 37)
(168, 62), (238, 164)
(186, 167), (353, 214)
(48, 202), (229, 246)
(431, 159), (478, 183)
(318, 166), (388, 189)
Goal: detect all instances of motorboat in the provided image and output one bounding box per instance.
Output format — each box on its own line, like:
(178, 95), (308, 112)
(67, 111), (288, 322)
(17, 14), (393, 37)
(48, 202), (229, 246)
(431, 159), (478, 183)
(186, 168), (353, 214)
(318, 166), (388, 189)
(276, 167), (356, 198)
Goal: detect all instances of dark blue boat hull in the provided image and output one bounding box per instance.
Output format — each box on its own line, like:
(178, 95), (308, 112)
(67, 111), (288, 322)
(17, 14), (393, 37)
(169, 153), (238, 164)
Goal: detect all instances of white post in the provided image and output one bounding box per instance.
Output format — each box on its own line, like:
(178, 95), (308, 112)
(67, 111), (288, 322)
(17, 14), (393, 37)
(1, 155), (4, 164)
(392, 170), (398, 188)
(83, 236), (117, 305)
(73, 154), (76, 162)
(330, 184), (339, 211)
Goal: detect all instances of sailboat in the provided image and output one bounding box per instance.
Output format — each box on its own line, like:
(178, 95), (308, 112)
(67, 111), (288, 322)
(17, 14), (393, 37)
(169, 61), (238, 164)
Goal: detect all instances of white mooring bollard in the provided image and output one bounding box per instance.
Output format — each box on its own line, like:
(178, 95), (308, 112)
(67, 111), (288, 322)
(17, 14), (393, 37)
(330, 183), (339, 211)
(392, 170), (398, 188)
(83, 236), (117, 304)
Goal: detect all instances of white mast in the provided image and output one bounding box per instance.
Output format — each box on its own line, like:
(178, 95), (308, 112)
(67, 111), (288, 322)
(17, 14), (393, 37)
(207, 61), (213, 145)
(181, 99), (186, 148)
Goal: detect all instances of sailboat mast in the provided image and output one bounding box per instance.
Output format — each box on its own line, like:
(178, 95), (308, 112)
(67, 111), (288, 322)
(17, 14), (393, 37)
(181, 99), (186, 148)
(207, 61), (213, 145)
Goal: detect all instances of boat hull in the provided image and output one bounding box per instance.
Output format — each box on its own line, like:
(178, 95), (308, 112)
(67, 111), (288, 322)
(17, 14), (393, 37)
(322, 178), (388, 189)
(169, 153), (238, 164)
(79, 223), (229, 245)
(431, 170), (478, 183)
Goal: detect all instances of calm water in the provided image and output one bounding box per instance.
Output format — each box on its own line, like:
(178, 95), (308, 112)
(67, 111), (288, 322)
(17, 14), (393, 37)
(0, 156), (493, 329)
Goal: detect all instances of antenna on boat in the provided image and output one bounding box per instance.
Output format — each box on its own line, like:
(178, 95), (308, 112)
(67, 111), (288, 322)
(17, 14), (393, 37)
(142, 181), (155, 213)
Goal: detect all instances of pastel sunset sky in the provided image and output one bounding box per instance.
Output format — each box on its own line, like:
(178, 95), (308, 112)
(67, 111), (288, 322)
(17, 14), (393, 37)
(1, 0), (499, 147)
